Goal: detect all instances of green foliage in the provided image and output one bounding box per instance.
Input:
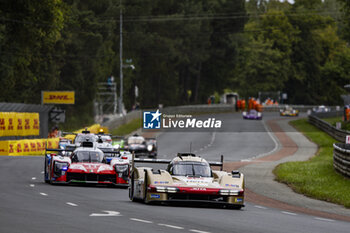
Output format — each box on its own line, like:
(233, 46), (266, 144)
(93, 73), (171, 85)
(274, 118), (350, 208)
(111, 118), (142, 136)
(1, 0), (350, 126)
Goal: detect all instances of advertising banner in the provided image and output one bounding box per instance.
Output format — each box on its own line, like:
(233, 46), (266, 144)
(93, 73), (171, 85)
(42, 91), (75, 104)
(0, 112), (40, 137)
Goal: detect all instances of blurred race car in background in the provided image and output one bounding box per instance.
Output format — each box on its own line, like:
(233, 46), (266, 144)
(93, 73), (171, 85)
(124, 134), (157, 158)
(44, 141), (130, 186)
(242, 109), (262, 120)
(313, 105), (330, 113)
(280, 106), (299, 117)
(129, 153), (245, 209)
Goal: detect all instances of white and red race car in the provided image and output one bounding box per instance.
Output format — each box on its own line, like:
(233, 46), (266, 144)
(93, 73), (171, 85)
(44, 141), (130, 187)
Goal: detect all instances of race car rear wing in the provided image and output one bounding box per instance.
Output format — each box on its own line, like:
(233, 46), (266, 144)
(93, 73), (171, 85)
(132, 153), (224, 171)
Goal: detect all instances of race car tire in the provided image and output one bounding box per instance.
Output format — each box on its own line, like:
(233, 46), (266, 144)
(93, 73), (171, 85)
(44, 156), (49, 183)
(129, 173), (136, 202)
(143, 172), (150, 204)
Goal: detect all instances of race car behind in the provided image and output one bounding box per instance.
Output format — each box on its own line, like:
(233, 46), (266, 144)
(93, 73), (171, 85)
(44, 142), (130, 187)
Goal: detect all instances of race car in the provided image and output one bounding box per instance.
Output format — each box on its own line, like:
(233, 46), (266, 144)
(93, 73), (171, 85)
(313, 105), (330, 113)
(280, 106), (299, 117)
(44, 141), (130, 187)
(129, 153), (244, 209)
(242, 109), (262, 120)
(124, 134), (157, 158)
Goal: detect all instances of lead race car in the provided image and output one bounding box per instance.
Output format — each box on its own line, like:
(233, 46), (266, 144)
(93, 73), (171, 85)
(44, 141), (130, 186)
(129, 153), (245, 209)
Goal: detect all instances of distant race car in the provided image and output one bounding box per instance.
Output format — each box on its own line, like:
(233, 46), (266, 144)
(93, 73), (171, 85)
(313, 105), (330, 113)
(44, 141), (130, 187)
(242, 109), (262, 120)
(124, 134), (157, 158)
(129, 153), (245, 209)
(280, 106), (299, 117)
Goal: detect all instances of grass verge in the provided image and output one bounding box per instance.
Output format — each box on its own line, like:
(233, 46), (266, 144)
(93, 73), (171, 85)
(273, 118), (350, 208)
(110, 118), (142, 136)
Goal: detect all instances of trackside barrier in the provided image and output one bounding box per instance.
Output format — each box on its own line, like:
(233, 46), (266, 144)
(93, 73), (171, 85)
(333, 143), (350, 178)
(0, 112), (40, 137)
(0, 138), (59, 156)
(308, 112), (347, 143)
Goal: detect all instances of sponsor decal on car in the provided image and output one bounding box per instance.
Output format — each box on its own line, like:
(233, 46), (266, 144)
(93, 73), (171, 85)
(154, 181), (169, 184)
(235, 198), (243, 202)
(225, 184), (239, 188)
(150, 194), (161, 199)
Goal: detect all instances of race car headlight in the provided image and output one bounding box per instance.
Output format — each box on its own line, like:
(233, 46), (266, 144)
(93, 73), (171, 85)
(154, 186), (178, 193)
(257, 113), (262, 117)
(156, 186), (166, 192)
(219, 189), (241, 196)
(242, 112), (247, 116)
(54, 162), (69, 176)
(147, 145), (153, 152)
(115, 164), (129, 173)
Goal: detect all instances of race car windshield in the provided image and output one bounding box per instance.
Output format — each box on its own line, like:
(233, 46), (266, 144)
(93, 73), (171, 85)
(75, 134), (96, 143)
(128, 137), (145, 144)
(73, 151), (104, 163)
(172, 162), (211, 177)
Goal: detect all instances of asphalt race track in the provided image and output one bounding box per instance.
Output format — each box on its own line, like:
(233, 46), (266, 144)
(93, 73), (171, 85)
(1, 112), (349, 233)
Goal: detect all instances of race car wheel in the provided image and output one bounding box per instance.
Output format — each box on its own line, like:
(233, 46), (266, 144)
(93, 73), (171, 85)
(129, 173), (136, 202)
(44, 156), (49, 183)
(143, 172), (149, 204)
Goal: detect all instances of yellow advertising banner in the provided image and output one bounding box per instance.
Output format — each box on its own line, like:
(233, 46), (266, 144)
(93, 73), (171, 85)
(0, 141), (8, 155)
(0, 138), (59, 156)
(0, 112), (40, 137)
(42, 91), (75, 104)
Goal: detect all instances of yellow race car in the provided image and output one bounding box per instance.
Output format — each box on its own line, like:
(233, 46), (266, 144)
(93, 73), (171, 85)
(129, 153), (244, 209)
(280, 106), (299, 116)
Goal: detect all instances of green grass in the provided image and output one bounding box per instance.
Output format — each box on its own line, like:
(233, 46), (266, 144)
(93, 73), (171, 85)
(273, 118), (350, 208)
(322, 116), (342, 126)
(110, 118), (142, 136)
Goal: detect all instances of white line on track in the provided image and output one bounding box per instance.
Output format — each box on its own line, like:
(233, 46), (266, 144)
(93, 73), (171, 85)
(31, 177), (36, 180)
(252, 120), (279, 159)
(130, 218), (153, 224)
(39, 192), (48, 196)
(281, 211), (297, 216)
(158, 223), (184, 229)
(66, 202), (78, 207)
(314, 217), (335, 222)
(41, 171), (44, 174)
(30, 184), (35, 187)
(190, 229), (211, 233)
(254, 205), (267, 209)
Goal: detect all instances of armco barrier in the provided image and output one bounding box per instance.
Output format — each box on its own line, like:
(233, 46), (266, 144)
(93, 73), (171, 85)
(308, 111), (346, 142)
(333, 143), (350, 178)
(0, 138), (59, 156)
